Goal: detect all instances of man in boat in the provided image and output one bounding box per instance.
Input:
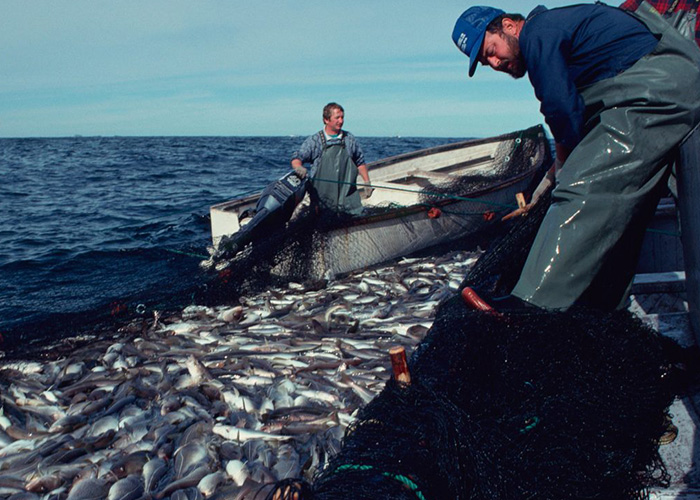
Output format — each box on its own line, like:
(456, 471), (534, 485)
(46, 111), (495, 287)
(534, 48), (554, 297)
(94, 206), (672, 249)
(452, 2), (700, 311)
(291, 102), (372, 215)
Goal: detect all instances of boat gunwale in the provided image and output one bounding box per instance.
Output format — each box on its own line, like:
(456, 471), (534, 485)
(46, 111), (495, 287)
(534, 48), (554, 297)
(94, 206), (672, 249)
(327, 163), (543, 230)
(366, 124), (545, 170)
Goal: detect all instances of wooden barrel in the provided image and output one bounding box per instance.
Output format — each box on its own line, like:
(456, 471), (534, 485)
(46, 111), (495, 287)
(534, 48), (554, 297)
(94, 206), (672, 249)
(677, 125), (700, 341)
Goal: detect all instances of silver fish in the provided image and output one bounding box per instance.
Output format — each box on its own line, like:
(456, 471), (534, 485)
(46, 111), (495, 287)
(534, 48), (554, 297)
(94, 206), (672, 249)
(173, 442), (210, 480)
(197, 470), (226, 497)
(49, 414), (87, 434)
(143, 457), (168, 494)
(67, 478), (110, 500)
(155, 464), (211, 500)
(272, 444), (300, 480)
(107, 475), (144, 500)
(24, 474), (62, 494)
(212, 425), (291, 443)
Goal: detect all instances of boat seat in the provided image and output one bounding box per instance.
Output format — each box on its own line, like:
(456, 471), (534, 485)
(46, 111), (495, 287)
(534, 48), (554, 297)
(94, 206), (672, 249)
(363, 180), (422, 207)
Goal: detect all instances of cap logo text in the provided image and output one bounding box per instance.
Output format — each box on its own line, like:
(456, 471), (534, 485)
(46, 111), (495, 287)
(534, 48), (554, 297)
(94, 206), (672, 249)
(458, 33), (468, 51)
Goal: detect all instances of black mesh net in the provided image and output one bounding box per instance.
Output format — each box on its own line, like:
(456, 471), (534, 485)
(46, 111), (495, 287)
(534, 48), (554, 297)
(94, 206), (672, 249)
(419, 129), (548, 208)
(204, 206), (347, 298)
(262, 304), (675, 500)
(266, 304), (675, 500)
(265, 183), (678, 500)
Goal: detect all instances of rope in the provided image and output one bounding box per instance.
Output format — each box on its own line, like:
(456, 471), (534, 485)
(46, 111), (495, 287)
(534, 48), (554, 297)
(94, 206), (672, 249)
(333, 464), (427, 500)
(162, 248), (210, 259)
(417, 203), (502, 218)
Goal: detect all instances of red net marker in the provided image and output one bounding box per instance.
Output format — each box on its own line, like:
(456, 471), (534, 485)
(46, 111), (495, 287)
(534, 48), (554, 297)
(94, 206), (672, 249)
(461, 287), (494, 312)
(218, 268), (233, 284)
(427, 207), (442, 219)
(390, 346), (411, 386)
(461, 287), (506, 318)
(111, 302), (127, 316)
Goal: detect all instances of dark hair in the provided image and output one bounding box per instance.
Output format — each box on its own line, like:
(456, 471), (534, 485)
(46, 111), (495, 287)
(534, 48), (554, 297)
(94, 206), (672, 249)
(486, 13), (525, 34)
(323, 102), (344, 121)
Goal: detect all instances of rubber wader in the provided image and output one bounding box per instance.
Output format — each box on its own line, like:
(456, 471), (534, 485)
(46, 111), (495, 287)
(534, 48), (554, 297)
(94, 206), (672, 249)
(311, 133), (362, 215)
(511, 1), (700, 310)
(678, 125), (700, 341)
(663, 0), (700, 340)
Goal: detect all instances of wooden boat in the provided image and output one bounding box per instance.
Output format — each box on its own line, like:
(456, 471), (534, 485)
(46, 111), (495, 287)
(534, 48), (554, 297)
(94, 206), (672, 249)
(208, 125), (550, 280)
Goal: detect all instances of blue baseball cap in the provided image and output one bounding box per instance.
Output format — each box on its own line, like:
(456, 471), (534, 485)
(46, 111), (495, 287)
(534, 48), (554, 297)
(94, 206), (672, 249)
(452, 6), (505, 77)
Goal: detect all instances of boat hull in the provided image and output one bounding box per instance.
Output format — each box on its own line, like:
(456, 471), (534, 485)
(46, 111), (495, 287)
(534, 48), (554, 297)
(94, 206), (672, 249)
(276, 173), (537, 280)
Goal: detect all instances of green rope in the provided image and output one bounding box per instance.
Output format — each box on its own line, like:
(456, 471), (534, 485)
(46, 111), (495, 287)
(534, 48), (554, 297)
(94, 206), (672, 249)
(333, 464), (427, 500)
(162, 248), (210, 259)
(519, 416), (540, 433)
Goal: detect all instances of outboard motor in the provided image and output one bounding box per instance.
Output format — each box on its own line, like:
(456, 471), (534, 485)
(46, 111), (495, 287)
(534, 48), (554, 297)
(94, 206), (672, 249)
(215, 171), (307, 260)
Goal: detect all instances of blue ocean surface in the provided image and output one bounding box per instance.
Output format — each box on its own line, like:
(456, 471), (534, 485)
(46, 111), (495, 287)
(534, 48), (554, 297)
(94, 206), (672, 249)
(0, 135), (463, 354)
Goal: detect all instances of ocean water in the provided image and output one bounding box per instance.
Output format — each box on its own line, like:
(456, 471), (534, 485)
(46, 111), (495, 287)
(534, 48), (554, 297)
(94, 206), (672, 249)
(0, 135), (462, 354)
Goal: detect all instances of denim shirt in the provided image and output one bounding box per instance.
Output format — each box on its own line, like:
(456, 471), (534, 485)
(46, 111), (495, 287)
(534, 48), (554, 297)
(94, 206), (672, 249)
(520, 4), (658, 150)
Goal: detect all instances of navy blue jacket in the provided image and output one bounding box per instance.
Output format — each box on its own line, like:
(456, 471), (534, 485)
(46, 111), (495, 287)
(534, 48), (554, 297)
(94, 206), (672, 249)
(520, 4), (658, 150)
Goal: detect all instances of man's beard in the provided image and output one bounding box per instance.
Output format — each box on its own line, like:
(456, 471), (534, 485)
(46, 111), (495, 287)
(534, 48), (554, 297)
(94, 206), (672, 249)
(499, 32), (526, 78)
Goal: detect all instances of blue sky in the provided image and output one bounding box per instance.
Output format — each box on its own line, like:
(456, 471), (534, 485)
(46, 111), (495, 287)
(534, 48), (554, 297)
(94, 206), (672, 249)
(1, 1), (597, 138)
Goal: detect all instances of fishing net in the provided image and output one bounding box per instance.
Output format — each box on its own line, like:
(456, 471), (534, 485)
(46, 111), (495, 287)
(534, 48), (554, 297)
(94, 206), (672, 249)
(265, 302), (675, 500)
(265, 185), (679, 500)
(266, 313), (675, 499)
(419, 128), (547, 207)
(205, 206), (344, 296)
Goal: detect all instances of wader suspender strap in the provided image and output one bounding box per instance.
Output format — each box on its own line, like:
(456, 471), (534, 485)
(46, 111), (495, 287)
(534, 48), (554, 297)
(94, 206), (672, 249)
(318, 131), (346, 152)
(669, 0), (700, 11)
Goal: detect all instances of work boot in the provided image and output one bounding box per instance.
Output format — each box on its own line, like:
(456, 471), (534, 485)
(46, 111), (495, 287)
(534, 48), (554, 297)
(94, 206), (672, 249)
(659, 412), (678, 445)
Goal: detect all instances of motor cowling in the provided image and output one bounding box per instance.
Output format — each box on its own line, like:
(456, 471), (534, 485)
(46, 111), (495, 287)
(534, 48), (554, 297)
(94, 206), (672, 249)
(215, 171), (307, 260)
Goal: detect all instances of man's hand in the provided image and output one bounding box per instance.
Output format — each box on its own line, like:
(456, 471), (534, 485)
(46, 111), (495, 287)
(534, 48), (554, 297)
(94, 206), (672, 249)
(502, 203), (532, 221)
(502, 160), (558, 221)
(292, 165), (308, 179)
(362, 184), (374, 199)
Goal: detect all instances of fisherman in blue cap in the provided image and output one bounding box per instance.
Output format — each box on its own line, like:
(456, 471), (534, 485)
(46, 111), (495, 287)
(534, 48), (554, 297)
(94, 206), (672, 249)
(453, 3), (700, 311)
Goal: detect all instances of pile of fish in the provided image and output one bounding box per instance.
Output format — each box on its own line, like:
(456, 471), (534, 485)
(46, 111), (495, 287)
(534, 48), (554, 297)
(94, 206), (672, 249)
(0, 250), (479, 500)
